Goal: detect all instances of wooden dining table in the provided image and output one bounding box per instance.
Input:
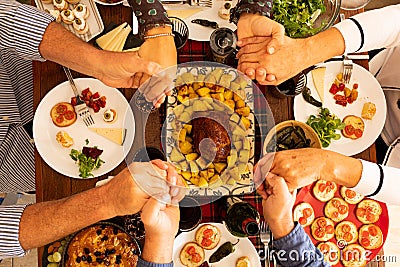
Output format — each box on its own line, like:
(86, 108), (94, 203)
(32, 2), (383, 267)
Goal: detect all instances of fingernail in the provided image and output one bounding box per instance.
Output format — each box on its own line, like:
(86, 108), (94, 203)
(247, 70), (254, 76)
(269, 75), (276, 81)
(258, 69), (265, 76)
(237, 40), (242, 46)
(171, 175), (177, 185)
(268, 47), (275, 54)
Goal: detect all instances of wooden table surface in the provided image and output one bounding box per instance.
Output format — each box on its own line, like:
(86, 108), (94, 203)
(32, 3), (380, 267)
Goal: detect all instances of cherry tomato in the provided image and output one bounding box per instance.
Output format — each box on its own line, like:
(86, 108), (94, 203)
(354, 129), (363, 138)
(64, 110), (75, 120)
(325, 225), (334, 234)
(99, 96), (107, 108)
(330, 251), (339, 261)
(92, 92), (100, 99)
(317, 219), (327, 228)
(201, 238), (212, 248)
(328, 183), (336, 190)
(299, 217), (307, 225)
(71, 97), (77, 106)
(361, 238), (371, 247)
(329, 84), (339, 94)
(366, 213), (376, 223)
(368, 226), (378, 236)
(362, 230), (370, 238)
(56, 104), (67, 114)
(319, 244), (330, 253)
(319, 183), (327, 192)
(332, 211), (339, 218)
(303, 208), (313, 218)
(338, 205), (348, 214)
(203, 229), (213, 238)
(56, 115), (64, 124)
(315, 228), (325, 238)
(332, 199), (341, 208)
(356, 208), (366, 217)
(191, 253), (202, 263)
(92, 102), (100, 113)
(342, 224), (351, 233)
(345, 189), (357, 199)
(344, 232), (353, 242)
(344, 125), (355, 136)
(186, 246), (195, 255)
(353, 83), (359, 89)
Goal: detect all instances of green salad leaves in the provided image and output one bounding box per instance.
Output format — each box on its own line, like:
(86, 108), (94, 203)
(307, 107), (345, 148)
(70, 146), (104, 178)
(272, 0), (327, 38)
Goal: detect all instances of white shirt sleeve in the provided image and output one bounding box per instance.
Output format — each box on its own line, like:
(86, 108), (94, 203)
(333, 4), (400, 54)
(352, 159), (400, 205)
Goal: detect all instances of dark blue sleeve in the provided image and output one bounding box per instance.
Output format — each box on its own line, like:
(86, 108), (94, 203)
(272, 223), (331, 267)
(137, 258), (174, 267)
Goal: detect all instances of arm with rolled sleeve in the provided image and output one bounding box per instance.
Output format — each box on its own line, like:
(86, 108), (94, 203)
(0, 205), (29, 260)
(273, 223), (330, 267)
(333, 4), (400, 54)
(0, 1), (54, 61)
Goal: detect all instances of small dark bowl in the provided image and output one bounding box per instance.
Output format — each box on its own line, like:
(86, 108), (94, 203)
(169, 17), (189, 50)
(61, 222), (141, 266)
(179, 197), (202, 232)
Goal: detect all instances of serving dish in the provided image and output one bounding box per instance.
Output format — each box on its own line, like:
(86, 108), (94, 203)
(295, 182), (389, 267)
(34, 0), (104, 41)
(163, 62), (256, 196)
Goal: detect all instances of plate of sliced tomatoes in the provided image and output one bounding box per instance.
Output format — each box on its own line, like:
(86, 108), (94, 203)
(293, 181), (389, 267)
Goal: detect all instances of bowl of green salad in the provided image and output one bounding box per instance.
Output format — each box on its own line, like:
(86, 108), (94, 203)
(272, 0), (341, 38)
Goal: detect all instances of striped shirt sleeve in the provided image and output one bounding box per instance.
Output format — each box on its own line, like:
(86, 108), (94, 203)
(0, 1), (54, 61)
(0, 205), (28, 259)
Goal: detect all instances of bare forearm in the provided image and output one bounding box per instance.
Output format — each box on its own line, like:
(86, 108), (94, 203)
(321, 150), (363, 187)
(19, 184), (115, 250)
(38, 22), (104, 78)
(304, 27), (346, 67)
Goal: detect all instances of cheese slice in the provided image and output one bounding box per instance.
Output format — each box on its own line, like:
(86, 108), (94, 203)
(96, 22), (127, 50)
(311, 67), (326, 103)
(90, 128), (126, 145)
(167, 8), (202, 19)
(115, 25), (132, 52)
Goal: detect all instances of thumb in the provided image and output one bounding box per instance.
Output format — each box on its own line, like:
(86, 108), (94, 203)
(266, 174), (287, 195)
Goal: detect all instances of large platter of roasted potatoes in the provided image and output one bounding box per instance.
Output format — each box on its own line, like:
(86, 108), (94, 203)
(164, 63), (255, 196)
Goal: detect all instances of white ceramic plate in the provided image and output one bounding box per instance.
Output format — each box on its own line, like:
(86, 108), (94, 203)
(33, 78), (135, 178)
(34, 0), (104, 41)
(173, 222), (261, 267)
(164, 0), (237, 41)
(93, 0), (124, 5)
(294, 61), (387, 156)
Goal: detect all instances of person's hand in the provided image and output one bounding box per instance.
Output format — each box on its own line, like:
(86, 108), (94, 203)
(136, 26), (177, 107)
(237, 35), (309, 85)
(105, 160), (184, 216)
(140, 197), (180, 263)
(255, 148), (363, 195)
(261, 173), (296, 239)
(95, 51), (163, 89)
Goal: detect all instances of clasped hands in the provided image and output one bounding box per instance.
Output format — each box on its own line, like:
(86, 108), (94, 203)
(236, 13), (309, 85)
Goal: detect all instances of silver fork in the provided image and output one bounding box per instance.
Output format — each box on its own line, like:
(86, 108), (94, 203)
(62, 66), (95, 127)
(260, 221), (272, 267)
(340, 14), (353, 84)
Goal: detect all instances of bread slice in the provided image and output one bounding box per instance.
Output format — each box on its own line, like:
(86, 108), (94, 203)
(359, 224), (383, 250)
(89, 128), (126, 145)
(341, 244), (367, 267)
(335, 221), (358, 245)
(50, 102), (77, 127)
(317, 242), (340, 266)
(340, 186), (364, 204)
(313, 180), (337, 202)
(356, 199), (382, 224)
(311, 67), (326, 103)
(342, 115), (365, 139)
(179, 242), (205, 267)
(311, 217), (335, 242)
(293, 202), (314, 227)
(324, 197), (349, 222)
(195, 224), (221, 250)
